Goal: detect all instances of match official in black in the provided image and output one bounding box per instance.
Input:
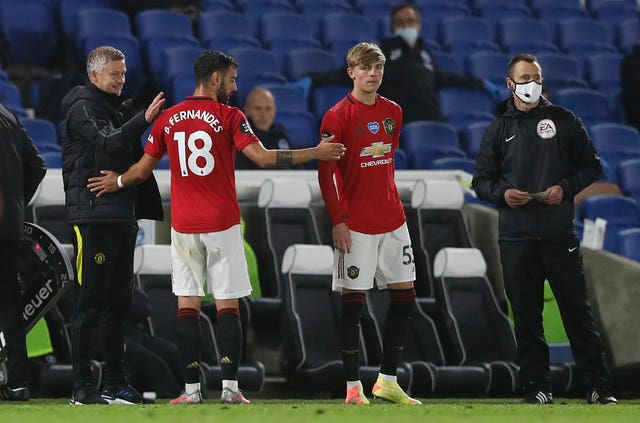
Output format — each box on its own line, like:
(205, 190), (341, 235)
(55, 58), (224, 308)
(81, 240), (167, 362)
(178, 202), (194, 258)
(472, 54), (616, 405)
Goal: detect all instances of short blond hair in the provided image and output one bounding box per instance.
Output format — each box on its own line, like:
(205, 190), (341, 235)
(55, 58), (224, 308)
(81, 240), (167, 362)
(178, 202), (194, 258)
(346, 42), (385, 68)
(86, 46), (125, 77)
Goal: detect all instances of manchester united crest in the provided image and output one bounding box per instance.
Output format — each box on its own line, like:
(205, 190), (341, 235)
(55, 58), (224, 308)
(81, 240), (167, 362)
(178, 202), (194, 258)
(383, 118), (395, 136)
(347, 266), (360, 279)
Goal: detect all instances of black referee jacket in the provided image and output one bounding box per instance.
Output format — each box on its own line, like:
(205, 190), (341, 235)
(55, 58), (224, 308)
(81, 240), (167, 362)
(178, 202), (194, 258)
(472, 96), (602, 241)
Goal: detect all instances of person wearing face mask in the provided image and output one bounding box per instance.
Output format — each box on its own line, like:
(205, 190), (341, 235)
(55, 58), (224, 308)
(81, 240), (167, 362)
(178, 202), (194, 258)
(472, 54), (617, 406)
(303, 3), (503, 124)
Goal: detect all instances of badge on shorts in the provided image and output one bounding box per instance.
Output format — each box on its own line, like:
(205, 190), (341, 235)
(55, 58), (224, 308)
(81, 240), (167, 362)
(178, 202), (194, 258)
(383, 118), (395, 136)
(347, 266), (359, 279)
(94, 252), (106, 265)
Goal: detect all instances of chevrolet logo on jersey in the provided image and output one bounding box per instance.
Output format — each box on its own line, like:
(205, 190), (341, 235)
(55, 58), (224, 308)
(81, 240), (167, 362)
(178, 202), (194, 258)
(360, 142), (391, 158)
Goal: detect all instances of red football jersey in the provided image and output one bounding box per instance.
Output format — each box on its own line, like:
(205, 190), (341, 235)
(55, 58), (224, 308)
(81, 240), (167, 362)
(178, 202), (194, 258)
(145, 96), (259, 233)
(318, 93), (405, 234)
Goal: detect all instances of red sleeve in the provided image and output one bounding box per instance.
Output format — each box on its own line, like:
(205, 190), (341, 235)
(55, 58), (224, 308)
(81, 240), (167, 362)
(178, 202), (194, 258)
(229, 108), (260, 151)
(318, 110), (348, 226)
(144, 112), (167, 159)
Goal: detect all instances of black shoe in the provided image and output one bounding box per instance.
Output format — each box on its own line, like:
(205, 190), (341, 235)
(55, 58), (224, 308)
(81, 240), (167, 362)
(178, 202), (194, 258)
(587, 387), (618, 405)
(70, 385), (109, 405)
(0, 385), (29, 401)
(101, 384), (150, 405)
(524, 390), (554, 404)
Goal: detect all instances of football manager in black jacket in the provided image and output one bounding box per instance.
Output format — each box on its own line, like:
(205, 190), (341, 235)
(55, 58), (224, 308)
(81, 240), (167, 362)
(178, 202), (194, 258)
(61, 45), (165, 405)
(0, 102), (46, 401)
(472, 54), (616, 405)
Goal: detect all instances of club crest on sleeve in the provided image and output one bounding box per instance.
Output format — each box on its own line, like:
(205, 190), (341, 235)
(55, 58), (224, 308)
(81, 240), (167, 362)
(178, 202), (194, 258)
(367, 121), (379, 134)
(383, 118), (395, 136)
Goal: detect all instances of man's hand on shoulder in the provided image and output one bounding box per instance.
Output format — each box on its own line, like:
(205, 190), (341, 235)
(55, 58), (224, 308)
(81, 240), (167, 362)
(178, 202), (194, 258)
(315, 135), (346, 161)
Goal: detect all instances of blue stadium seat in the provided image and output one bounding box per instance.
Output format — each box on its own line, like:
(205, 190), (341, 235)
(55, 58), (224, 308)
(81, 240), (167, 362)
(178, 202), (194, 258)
(0, 81), (23, 109)
(161, 46), (204, 88)
(0, 0), (58, 65)
(558, 18), (617, 59)
(83, 34), (143, 96)
(432, 51), (463, 73)
(135, 10), (200, 84)
(41, 151), (63, 169)
(617, 19), (640, 54)
(440, 16), (499, 54)
(196, 11), (258, 47)
(590, 123), (640, 175)
(311, 85), (350, 122)
(269, 39), (323, 75)
(592, 2), (639, 43)
(585, 53), (622, 97)
(274, 111), (317, 149)
(426, 157), (476, 173)
(400, 121), (467, 168)
(479, 3), (531, 26)
(499, 17), (556, 53)
(202, 0), (235, 12)
(242, 0), (294, 16)
(461, 121), (491, 159)
(586, 0), (638, 12)
(297, 0), (353, 16)
(259, 84), (308, 113)
(76, 9), (131, 53)
(169, 73), (195, 105)
(321, 13), (376, 50)
(57, 0), (114, 41)
(394, 148), (408, 170)
(22, 118), (59, 153)
(414, 1), (471, 28)
(555, 88), (616, 127)
(229, 47), (281, 77)
(284, 48), (338, 81)
(617, 158), (640, 201)
(535, 5), (589, 41)
(260, 12), (319, 49)
(207, 37), (261, 53)
(234, 73), (287, 108)
(617, 228), (640, 261)
(438, 88), (495, 131)
(535, 53), (588, 93)
(581, 194), (640, 253)
(466, 51), (510, 85)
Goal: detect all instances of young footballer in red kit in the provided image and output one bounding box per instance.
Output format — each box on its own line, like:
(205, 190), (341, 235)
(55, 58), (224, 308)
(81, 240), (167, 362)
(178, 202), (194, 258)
(318, 42), (420, 405)
(88, 50), (345, 404)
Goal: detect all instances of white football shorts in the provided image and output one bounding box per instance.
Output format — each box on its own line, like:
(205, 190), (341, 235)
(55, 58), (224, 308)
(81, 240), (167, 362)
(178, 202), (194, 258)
(170, 225), (252, 299)
(332, 223), (416, 292)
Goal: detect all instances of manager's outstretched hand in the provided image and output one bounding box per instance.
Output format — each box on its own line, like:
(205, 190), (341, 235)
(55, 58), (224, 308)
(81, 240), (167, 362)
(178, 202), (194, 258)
(315, 135), (346, 161)
(145, 92), (166, 123)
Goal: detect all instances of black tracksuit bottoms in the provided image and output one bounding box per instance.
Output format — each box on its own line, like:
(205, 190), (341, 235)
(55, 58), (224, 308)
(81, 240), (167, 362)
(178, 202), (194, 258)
(499, 234), (610, 392)
(70, 222), (137, 389)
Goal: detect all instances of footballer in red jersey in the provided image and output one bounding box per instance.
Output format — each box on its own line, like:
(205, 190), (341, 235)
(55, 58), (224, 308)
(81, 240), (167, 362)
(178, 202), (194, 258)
(318, 42), (420, 406)
(87, 50), (345, 405)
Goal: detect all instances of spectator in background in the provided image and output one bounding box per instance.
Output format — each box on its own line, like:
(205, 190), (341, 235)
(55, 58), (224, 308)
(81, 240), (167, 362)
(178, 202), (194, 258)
(304, 3), (503, 124)
(0, 102), (47, 402)
(236, 87), (294, 170)
(621, 44), (640, 132)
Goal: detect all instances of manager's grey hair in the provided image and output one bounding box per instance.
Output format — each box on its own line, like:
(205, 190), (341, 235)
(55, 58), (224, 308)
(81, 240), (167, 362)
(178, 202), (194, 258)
(86, 46), (125, 77)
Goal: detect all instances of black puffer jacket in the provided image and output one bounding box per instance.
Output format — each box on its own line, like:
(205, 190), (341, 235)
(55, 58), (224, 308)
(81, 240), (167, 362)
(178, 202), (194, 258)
(0, 104), (46, 240)
(61, 83), (163, 224)
(472, 96), (601, 241)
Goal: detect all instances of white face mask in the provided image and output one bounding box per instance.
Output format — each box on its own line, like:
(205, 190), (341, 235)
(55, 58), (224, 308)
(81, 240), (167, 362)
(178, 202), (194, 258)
(394, 27), (419, 46)
(512, 80), (543, 104)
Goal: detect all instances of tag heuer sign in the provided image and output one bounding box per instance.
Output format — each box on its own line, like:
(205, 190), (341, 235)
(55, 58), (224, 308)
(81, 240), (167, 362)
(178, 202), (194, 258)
(18, 223), (74, 332)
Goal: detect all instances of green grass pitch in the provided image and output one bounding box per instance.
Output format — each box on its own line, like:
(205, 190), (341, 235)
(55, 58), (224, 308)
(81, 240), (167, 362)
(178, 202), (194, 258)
(2, 398), (640, 423)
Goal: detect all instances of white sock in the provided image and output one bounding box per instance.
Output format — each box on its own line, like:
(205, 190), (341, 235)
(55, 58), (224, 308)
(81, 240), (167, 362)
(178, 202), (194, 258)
(185, 382), (200, 395)
(378, 373), (397, 383)
(222, 379), (238, 391)
(346, 380), (363, 389)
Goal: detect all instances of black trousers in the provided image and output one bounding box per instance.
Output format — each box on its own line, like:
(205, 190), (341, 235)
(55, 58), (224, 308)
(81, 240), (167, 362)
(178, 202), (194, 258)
(0, 240), (28, 387)
(500, 234), (610, 392)
(70, 222), (137, 389)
